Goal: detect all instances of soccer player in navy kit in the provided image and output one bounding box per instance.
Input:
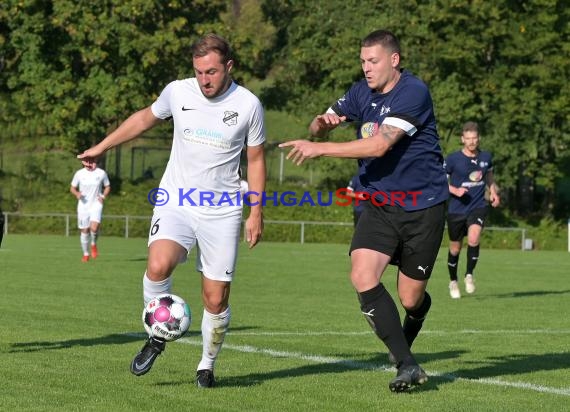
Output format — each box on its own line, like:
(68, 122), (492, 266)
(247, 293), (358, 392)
(280, 29), (448, 392)
(445, 121), (500, 299)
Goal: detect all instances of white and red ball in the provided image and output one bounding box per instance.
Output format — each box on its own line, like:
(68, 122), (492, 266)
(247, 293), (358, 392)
(143, 294), (191, 341)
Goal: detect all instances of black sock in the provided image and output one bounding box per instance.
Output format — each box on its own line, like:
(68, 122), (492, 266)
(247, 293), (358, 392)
(402, 292), (432, 348)
(447, 251), (459, 281)
(358, 283), (415, 367)
(466, 244), (480, 275)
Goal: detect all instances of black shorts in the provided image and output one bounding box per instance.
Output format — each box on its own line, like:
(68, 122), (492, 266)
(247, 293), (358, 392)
(350, 201), (445, 280)
(447, 207), (489, 241)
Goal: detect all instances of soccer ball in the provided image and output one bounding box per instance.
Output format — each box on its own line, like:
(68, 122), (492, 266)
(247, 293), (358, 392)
(143, 294), (191, 342)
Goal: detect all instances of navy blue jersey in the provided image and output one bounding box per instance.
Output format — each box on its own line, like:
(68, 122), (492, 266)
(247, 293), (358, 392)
(331, 70), (448, 211)
(445, 150), (493, 214)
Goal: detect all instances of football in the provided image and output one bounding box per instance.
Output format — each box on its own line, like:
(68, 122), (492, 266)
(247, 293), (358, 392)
(143, 294), (191, 341)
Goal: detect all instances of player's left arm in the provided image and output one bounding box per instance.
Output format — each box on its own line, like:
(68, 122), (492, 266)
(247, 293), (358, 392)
(486, 170), (500, 207)
(99, 184), (111, 203)
(280, 83), (424, 165)
(245, 143), (266, 248)
(99, 172), (111, 203)
(279, 124), (405, 165)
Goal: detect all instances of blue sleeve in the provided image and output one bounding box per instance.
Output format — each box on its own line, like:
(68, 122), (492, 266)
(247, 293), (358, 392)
(330, 82), (366, 122)
(383, 82), (432, 135)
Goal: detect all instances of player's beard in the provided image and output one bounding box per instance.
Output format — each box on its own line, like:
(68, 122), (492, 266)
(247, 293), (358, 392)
(201, 75), (232, 99)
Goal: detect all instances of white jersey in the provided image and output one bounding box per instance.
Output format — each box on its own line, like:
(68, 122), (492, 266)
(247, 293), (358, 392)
(71, 167), (110, 206)
(151, 78), (265, 210)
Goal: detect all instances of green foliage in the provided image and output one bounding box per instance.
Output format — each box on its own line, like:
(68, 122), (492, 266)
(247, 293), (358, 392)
(2, 0), (569, 218)
(525, 216), (568, 250)
(261, 0), (570, 216)
(0, 0), (274, 152)
(218, 0), (277, 81)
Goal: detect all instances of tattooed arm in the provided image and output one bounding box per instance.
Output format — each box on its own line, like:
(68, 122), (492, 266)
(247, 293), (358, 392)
(279, 124), (405, 165)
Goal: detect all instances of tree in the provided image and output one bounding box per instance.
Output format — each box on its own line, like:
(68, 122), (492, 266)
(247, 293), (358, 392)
(0, 0), (252, 151)
(259, 0), (570, 216)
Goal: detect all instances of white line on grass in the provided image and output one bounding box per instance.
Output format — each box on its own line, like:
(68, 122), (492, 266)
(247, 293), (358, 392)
(181, 337), (393, 372)
(225, 329), (570, 336)
(126, 332), (570, 396)
(176, 336), (570, 397)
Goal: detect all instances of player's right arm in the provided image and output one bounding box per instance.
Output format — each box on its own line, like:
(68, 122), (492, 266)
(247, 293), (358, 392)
(281, 122), (406, 165)
(78, 107), (162, 160)
(445, 156), (468, 198)
(448, 183), (468, 198)
(70, 185), (82, 200)
(70, 171), (82, 200)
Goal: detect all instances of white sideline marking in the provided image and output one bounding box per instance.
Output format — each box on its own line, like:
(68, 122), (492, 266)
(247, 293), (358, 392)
(425, 368), (570, 396)
(126, 332), (569, 396)
(177, 336), (391, 372)
(175, 337), (570, 397)
(225, 329), (570, 336)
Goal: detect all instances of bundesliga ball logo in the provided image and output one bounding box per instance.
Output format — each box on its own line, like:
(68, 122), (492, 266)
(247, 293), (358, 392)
(143, 294), (191, 342)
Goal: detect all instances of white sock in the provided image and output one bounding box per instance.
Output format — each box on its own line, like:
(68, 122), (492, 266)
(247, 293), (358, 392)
(90, 230), (98, 245)
(142, 272), (172, 307)
(197, 306), (231, 371)
(80, 233), (89, 255)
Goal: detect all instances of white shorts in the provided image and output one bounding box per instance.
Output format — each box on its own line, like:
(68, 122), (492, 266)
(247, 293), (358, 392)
(148, 206), (242, 282)
(77, 201), (103, 229)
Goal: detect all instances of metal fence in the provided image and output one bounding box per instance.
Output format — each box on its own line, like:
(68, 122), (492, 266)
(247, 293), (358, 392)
(2, 212), (531, 249)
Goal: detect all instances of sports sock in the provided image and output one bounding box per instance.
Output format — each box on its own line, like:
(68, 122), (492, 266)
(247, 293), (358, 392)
(402, 292), (432, 348)
(142, 272), (172, 307)
(197, 306), (231, 371)
(466, 244), (480, 275)
(90, 230), (98, 245)
(447, 251), (459, 281)
(80, 232), (90, 255)
(358, 283), (415, 367)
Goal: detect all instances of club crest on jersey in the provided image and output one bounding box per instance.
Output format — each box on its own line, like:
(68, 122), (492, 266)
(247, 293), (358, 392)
(360, 122), (378, 139)
(469, 170), (483, 182)
(223, 111), (238, 126)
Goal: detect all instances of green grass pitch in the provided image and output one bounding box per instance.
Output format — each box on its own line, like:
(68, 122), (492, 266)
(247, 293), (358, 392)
(0, 234), (568, 411)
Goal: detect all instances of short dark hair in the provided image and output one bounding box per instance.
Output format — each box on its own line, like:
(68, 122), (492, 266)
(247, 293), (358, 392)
(191, 33), (233, 64)
(362, 30), (401, 55)
(462, 121), (479, 134)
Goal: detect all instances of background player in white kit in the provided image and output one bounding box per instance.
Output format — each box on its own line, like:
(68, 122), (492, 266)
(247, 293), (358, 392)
(70, 158), (110, 262)
(77, 33), (266, 388)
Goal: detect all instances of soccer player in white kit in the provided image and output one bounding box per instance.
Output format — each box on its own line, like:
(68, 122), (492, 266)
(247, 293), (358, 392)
(77, 34), (266, 388)
(70, 159), (110, 262)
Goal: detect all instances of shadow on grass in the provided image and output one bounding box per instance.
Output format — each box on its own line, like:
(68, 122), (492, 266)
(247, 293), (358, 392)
(155, 349), (569, 393)
(155, 350), (468, 393)
(12, 330), (568, 394)
(8, 333), (142, 352)
(127, 257), (148, 262)
(480, 290), (570, 299)
(447, 352), (570, 380)
(7, 326), (259, 353)
(419, 351), (570, 394)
